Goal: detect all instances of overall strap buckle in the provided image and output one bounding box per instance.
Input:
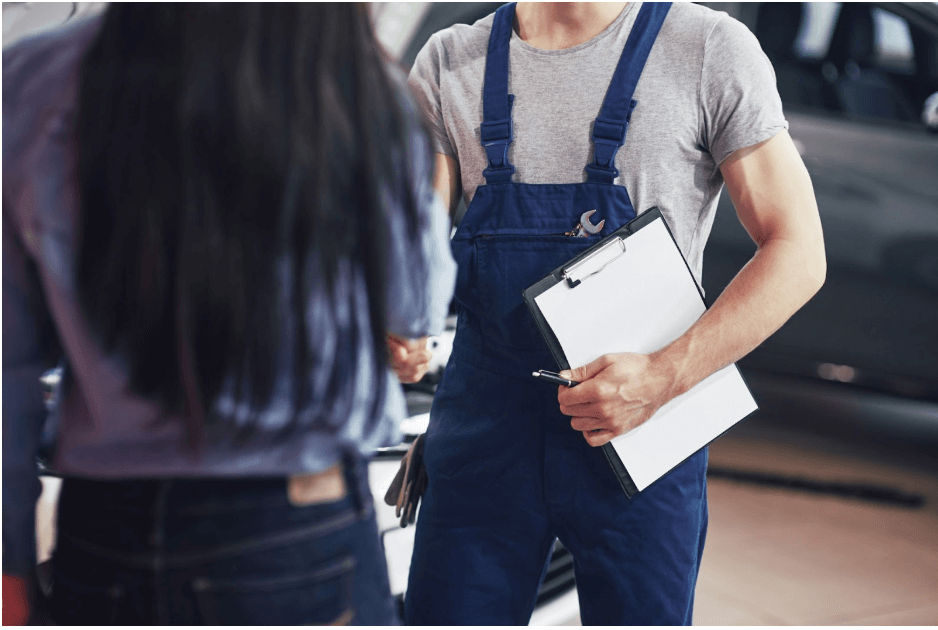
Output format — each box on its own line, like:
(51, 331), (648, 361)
(585, 107), (635, 184)
(481, 96), (516, 184)
(481, 4), (517, 185)
(585, 2), (672, 184)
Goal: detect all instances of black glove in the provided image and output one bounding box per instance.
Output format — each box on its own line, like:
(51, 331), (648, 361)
(383, 433), (427, 528)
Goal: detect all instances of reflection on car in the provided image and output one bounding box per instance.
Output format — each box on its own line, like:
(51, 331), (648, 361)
(700, 2), (938, 415)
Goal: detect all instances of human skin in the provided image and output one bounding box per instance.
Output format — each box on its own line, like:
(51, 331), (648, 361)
(388, 333), (433, 383)
(432, 2), (826, 447)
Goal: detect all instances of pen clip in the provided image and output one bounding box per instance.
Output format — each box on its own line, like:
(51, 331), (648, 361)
(561, 236), (626, 288)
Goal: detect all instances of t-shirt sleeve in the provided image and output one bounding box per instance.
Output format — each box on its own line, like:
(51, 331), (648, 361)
(699, 14), (788, 166)
(407, 32), (457, 158)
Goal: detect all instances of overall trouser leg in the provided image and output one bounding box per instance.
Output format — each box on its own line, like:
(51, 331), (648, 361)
(404, 3), (705, 625)
(550, 435), (709, 626)
(404, 361), (557, 625)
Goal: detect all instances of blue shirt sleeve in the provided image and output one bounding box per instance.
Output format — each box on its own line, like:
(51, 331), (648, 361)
(383, 83), (456, 339)
(2, 207), (54, 577)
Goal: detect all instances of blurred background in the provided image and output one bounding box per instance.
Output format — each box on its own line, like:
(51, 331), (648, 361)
(6, 2), (937, 625)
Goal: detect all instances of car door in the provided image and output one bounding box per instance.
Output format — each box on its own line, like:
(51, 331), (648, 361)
(702, 2), (938, 400)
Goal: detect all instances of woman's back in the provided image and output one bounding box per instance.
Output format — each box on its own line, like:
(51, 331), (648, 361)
(2, 4), (455, 605)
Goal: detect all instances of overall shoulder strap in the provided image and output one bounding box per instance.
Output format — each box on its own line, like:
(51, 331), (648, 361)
(586, 2), (672, 184)
(480, 2), (517, 184)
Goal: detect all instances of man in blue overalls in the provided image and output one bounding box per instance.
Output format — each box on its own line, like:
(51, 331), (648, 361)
(399, 2), (826, 624)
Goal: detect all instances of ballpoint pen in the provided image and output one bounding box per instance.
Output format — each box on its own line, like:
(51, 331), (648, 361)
(531, 370), (580, 388)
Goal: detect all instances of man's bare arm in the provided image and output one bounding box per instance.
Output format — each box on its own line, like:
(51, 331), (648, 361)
(656, 129), (826, 392)
(558, 130), (826, 446)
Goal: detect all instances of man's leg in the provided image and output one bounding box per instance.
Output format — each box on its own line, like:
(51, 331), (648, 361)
(554, 443), (709, 626)
(404, 360), (556, 625)
(404, 471), (556, 625)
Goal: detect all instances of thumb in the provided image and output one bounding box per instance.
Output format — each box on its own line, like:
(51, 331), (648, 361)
(561, 355), (610, 382)
(389, 342), (408, 362)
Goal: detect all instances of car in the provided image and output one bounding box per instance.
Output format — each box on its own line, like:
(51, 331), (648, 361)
(695, 2), (938, 442)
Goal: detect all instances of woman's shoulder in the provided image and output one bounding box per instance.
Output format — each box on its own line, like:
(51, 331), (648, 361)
(3, 15), (103, 181)
(3, 14), (104, 112)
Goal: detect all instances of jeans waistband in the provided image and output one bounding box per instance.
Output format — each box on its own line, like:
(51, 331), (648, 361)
(55, 456), (374, 568)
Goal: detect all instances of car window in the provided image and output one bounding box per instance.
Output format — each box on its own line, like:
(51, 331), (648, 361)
(793, 3), (841, 61)
(751, 2), (935, 127)
(872, 7), (916, 74)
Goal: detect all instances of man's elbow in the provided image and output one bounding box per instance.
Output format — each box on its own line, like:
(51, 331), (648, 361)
(760, 224), (827, 300)
(802, 233), (827, 298)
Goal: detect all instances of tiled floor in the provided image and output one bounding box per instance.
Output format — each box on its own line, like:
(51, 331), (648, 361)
(34, 417), (938, 626)
(557, 417), (938, 627)
(694, 422), (938, 626)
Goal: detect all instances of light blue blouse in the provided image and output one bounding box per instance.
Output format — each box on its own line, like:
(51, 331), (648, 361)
(2, 15), (455, 576)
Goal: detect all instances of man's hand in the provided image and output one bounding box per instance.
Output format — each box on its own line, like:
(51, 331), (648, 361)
(557, 353), (677, 447)
(387, 334), (433, 383)
(555, 131), (824, 448)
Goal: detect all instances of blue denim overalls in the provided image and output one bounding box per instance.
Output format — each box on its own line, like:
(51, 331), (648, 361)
(405, 3), (708, 625)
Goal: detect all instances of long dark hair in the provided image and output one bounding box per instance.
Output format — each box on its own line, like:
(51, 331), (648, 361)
(75, 4), (424, 447)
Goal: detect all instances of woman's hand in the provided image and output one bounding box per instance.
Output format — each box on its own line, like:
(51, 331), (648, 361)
(387, 334), (433, 383)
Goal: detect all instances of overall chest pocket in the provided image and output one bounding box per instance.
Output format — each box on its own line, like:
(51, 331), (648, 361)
(475, 234), (601, 352)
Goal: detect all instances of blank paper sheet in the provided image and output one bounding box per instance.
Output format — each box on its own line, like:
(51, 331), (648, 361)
(534, 218), (757, 492)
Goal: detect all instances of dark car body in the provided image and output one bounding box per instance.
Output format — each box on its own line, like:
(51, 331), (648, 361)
(697, 3), (938, 447)
(702, 2), (938, 399)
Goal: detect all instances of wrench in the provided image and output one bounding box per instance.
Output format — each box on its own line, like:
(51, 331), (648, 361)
(566, 210), (605, 237)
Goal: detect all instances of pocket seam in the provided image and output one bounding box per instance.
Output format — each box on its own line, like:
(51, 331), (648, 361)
(192, 554), (355, 625)
(192, 555), (355, 593)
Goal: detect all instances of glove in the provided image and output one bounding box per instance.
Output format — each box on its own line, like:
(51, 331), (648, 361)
(383, 433), (427, 527)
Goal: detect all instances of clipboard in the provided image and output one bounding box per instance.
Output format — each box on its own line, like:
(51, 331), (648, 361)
(522, 207), (758, 497)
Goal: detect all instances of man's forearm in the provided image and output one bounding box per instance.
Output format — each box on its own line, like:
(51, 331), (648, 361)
(651, 233), (826, 400)
(556, 132), (824, 447)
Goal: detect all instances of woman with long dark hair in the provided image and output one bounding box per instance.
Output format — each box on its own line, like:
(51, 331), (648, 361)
(2, 4), (454, 624)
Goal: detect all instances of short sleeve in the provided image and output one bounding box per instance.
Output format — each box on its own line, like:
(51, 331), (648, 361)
(407, 32), (457, 158)
(699, 15), (788, 166)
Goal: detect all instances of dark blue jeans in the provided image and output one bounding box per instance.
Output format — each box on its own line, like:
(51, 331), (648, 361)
(48, 458), (397, 625)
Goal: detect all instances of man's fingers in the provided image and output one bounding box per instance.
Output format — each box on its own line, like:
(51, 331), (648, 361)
(390, 345), (432, 367)
(393, 349), (432, 368)
(389, 343), (408, 363)
(560, 354), (612, 383)
(557, 378), (604, 406)
(583, 429), (615, 447)
(389, 334), (428, 351)
(561, 401), (604, 419)
(570, 416), (605, 432)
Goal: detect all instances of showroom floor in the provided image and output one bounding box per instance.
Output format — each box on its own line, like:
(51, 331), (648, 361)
(558, 418), (938, 626)
(34, 414), (938, 626)
(694, 422), (938, 626)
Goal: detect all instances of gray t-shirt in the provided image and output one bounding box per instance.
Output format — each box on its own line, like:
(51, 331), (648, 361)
(408, 2), (787, 283)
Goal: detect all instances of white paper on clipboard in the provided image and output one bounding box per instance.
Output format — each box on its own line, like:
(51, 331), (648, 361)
(533, 217), (757, 492)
